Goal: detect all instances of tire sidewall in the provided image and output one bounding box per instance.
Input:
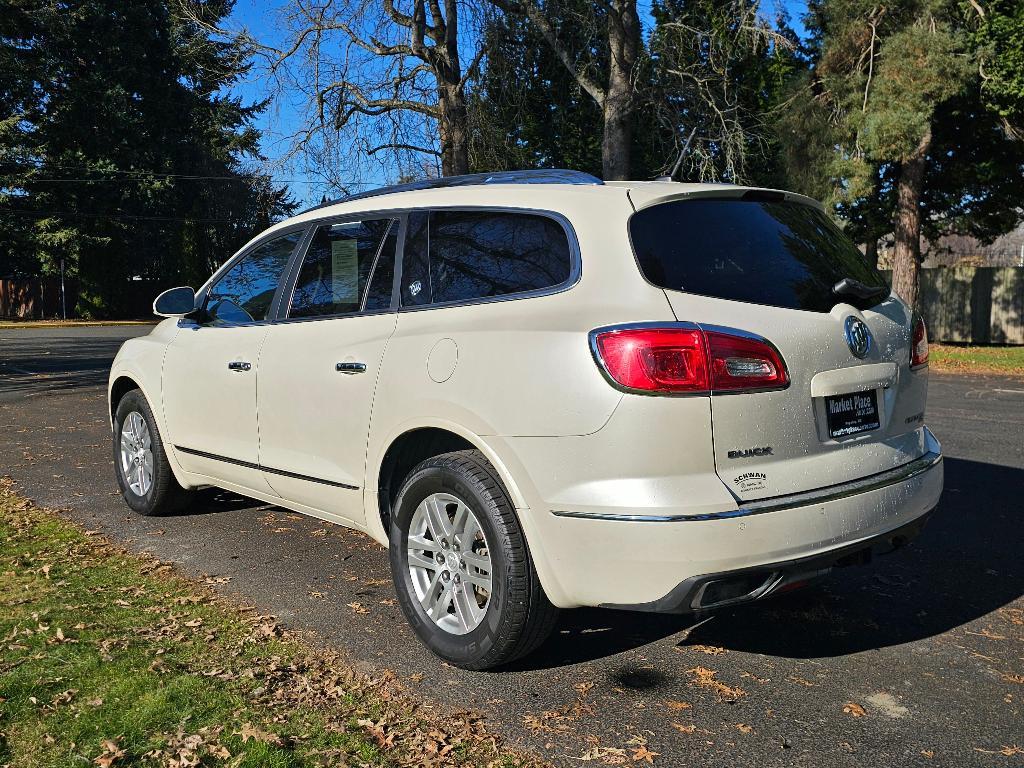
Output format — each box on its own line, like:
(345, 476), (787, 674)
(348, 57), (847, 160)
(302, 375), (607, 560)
(390, 463), (512, 667)
(113, 391), (161, 514)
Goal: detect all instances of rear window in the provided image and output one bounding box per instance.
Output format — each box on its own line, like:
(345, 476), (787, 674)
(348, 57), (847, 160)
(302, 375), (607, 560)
(629, 198), (886, 313)
(401, 210), (572, 307)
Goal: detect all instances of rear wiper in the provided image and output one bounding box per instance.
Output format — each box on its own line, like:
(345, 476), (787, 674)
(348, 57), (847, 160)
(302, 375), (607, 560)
(832, 277), (888, 305)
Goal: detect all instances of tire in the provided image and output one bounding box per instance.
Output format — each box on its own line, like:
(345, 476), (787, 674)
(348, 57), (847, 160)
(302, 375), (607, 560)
(113, 389), (193, 516)
(389, 450), (559, 670)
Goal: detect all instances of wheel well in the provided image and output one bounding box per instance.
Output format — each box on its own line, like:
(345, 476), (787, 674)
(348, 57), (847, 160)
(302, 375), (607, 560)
(377, 428), (475, 535)
(109, 376), (140, 420)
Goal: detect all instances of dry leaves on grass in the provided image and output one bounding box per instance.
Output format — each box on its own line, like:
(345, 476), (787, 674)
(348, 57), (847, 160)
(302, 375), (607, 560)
(843, 702), (867, 717)
(686, 667), (745, 700)
(92, 739), (125, 767)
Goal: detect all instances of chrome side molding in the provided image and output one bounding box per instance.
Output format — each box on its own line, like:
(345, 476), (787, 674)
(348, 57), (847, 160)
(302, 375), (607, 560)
(552, 446), (942, 523)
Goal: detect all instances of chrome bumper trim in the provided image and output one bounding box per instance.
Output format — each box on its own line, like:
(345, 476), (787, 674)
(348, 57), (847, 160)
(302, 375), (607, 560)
(551, 449), (942, 523)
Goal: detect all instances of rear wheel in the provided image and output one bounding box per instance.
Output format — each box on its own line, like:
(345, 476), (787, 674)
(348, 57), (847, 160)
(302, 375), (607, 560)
(113, 389), (193, 516)
(389, 450), (559, 670)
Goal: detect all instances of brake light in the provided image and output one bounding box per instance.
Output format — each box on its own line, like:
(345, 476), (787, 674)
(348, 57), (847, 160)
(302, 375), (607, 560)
(591, 326), (788, 394)
(911, 313), (929, 369)
(705, 330), (789, 391)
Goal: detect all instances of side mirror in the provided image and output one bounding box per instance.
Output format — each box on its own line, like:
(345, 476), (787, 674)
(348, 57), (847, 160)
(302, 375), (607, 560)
(153, 286), (197, 318)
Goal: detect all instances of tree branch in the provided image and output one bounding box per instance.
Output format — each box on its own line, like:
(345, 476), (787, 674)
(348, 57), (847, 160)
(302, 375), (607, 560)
(488, 0), (607, 107)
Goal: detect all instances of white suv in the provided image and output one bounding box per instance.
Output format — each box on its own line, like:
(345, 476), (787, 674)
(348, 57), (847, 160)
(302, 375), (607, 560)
(109, 170), (943, 669)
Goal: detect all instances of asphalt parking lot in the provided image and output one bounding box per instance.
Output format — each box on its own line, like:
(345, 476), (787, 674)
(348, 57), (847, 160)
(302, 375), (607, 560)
(1, 325), (1022, 767)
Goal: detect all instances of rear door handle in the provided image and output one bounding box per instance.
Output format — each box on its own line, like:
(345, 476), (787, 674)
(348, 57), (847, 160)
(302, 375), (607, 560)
(336, 362), (367, 374)
(228, 361), (252, 372)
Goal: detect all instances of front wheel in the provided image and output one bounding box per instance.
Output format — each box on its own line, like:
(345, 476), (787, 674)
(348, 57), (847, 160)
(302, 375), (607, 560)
(389, 450), (559, 670)
(113, 389), (193, 516)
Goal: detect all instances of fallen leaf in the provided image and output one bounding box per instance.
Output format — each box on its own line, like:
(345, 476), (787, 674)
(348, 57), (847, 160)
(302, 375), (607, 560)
(973, 745), (1023, 756)
(921, 750), (935, 758)
(236, 722), (282, 746)
(93, 739), (126, 767)
(664, 699), (692, 711)
(686, 667), (745, 700)
(671, 723), (695, 734)
(736, 723), (753, 734)
(843, 702), (867, 717)
(347, 602), (370, 615)
(631, 745), (659, 763)
(787, 675), (816, 687)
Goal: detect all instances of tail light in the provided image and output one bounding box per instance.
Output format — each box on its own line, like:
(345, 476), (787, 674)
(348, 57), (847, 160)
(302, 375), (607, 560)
(591, 325), (788, 394)
(911, 313), (929, 369)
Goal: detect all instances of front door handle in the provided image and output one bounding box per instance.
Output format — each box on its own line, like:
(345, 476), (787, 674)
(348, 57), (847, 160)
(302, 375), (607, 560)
(228, 361), (252, 372)
(335, 362), (367, 374)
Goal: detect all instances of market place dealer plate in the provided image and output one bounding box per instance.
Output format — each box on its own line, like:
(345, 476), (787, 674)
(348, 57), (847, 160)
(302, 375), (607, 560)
(825, 390), (880, 438)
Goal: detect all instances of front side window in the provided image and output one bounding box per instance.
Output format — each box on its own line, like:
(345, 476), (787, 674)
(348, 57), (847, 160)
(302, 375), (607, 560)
(288, 218), (398, 318)
(206, 231), (301, 323)
(401, 210), (572, 307)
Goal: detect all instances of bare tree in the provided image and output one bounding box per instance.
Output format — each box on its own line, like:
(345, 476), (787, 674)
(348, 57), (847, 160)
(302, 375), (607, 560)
(651, 1), (794, 183)
(183, 0), (486, 184)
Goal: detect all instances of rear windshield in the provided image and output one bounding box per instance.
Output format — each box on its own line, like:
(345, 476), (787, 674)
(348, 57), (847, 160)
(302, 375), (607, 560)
(629, 198), (886, 313)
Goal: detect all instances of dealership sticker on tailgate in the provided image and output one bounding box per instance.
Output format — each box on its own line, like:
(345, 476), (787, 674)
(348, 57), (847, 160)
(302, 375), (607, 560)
(825, 389), (880, 438)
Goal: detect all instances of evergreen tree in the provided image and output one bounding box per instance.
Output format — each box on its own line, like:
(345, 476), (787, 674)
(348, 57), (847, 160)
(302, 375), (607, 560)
(0, 0), (293, 317)
(780, 0), (1024, 307)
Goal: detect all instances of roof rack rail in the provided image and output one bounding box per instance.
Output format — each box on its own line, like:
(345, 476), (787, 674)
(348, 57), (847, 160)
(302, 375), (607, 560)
(302, 169), (603, 213)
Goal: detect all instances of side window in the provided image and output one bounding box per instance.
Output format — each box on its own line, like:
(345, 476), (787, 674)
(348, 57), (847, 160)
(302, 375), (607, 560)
(288, 218), (397, 319)
(206, 231), (301, 323)
(401, 211), (431, 306)
(400, 210), (572, 307)
(362, 221), (398, 311)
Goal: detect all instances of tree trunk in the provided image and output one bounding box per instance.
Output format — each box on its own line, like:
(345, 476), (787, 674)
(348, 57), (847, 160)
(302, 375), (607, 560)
(602, 0), (640, 180)
(438, 86), (470, 176)
(891, 127), (931, 308)
(864, 236), (878, 269)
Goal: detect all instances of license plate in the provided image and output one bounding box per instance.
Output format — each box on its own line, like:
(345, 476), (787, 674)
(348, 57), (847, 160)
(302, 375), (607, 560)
(825, 390), (880, 438)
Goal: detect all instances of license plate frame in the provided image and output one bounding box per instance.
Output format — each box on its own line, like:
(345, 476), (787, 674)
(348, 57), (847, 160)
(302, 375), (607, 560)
(825, 389), (880, 439)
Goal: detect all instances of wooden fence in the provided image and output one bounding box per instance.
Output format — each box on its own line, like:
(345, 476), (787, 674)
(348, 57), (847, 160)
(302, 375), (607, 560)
(915, 267), (1024, 345)
(0, 277), (78, 320)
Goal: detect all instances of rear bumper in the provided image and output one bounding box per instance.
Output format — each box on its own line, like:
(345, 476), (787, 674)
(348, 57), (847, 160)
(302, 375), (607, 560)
(501, 428), (944, 610)
(601, 504), (934, 613)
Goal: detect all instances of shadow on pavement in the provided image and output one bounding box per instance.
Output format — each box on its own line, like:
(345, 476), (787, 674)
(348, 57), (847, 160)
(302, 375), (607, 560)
(513, 456), (1024, 669)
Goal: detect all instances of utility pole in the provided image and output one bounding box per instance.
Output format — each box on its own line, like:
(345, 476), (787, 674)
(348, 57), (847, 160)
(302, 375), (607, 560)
(59, 257), (66, 321)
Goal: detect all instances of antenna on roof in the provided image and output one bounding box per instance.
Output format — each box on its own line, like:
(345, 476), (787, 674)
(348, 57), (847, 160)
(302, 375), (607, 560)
(657, 127), (698, 182)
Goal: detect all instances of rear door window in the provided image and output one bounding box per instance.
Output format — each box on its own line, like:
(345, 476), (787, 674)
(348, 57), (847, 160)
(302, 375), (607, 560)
(400, 210), (572, 307)
(629, 198), (886, 313)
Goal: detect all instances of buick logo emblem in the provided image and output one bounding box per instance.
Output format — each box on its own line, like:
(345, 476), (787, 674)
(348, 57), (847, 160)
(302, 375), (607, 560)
(845, 316), (872, 358)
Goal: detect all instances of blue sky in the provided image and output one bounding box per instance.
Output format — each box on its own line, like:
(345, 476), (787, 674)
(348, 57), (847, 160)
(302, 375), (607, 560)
(227, 0), (810, 205)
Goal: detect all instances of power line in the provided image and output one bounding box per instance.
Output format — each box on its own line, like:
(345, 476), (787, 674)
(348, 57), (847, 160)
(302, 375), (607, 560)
(0, 207), (242, 223)
(0, 159), (372, 185)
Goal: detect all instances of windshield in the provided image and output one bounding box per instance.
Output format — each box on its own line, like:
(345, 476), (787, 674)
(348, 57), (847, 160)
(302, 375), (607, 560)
(629, 197), (887, 313)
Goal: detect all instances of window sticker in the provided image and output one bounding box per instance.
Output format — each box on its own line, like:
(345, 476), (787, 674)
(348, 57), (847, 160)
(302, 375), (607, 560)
(330, 237), (359, 303)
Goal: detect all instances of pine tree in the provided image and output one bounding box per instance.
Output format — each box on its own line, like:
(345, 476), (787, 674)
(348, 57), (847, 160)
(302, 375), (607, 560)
(0, 0), (293, 317)
(780, 0), (1024, 307)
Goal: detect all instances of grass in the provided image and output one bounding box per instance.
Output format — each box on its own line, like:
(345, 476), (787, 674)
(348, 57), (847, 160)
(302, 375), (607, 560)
(929, 344), (1024, 377)
(0, 477), (544, 768)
